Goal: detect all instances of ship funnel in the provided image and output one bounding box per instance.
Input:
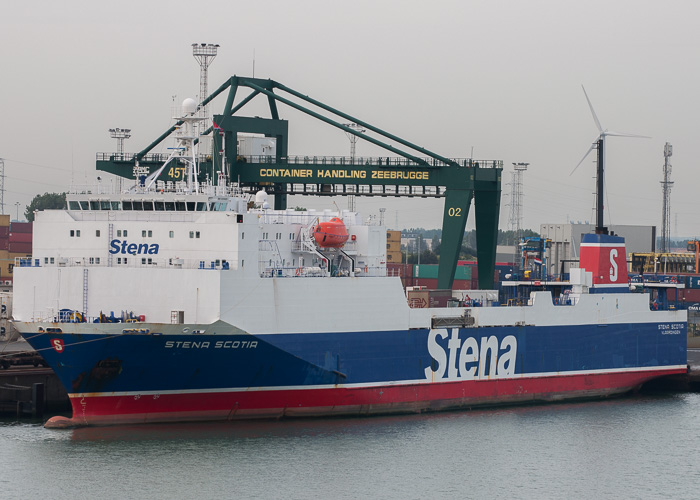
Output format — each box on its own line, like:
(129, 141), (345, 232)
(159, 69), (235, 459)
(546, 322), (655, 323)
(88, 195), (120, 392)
(578, 233), (629, 291)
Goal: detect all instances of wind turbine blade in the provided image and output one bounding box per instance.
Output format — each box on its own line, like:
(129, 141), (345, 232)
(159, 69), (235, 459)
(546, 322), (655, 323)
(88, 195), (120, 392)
(603, 130), (651, 139)
(571, 143), (596, 176)
(581, 85), (603, 133)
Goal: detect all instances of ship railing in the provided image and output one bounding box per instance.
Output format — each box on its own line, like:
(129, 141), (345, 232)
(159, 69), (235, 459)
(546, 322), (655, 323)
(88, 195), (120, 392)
(29, 309), (146, 324)
(17, 256), (235, 271)
(19, 254), (389, 278)
(70, 180), (244, 197)
(238, 155), (503, 169)
(97, 152), (503, 170)
(257, 264), (387, 278)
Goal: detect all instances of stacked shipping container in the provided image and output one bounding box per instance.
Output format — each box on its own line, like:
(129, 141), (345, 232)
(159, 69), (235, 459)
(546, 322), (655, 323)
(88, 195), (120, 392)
(386, 230), (402, 263)
(0, 216), (32, 284)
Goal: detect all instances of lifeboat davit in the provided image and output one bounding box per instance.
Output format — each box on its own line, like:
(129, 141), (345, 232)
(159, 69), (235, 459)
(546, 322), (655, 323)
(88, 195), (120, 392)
(313, 217), (349, 248)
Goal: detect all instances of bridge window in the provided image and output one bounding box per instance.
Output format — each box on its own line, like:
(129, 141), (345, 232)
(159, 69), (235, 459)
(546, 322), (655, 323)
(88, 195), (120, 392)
(90, 201), (100, 210)
(96, 230), (100, 237)
(169, 231), (174, 238)
(154, 201), (165, 211)
(175, 202), (186, 211)
(196, 202), (207, 211)
(132, 201), (143, 210)
(165, 202), (175, 211)
(122, 201), (133, 211)
(111, 201), (121, 210)
(69, 201), (80, 210)
(186, 202), (196, 211)
(101, 201), (111, 210)
(79, 201), (89, 210)
(142, 202), (154, 211)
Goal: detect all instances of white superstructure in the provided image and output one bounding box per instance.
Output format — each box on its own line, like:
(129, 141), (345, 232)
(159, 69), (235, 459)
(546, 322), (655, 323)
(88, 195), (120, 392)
(13, 98), (389, 328)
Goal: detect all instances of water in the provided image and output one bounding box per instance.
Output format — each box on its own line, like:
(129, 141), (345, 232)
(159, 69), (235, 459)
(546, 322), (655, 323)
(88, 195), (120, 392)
(2, 392), (700, 500)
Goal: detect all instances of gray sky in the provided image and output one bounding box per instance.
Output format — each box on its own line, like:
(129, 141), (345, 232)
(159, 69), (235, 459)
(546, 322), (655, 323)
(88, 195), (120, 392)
(2, 0), (699, 235)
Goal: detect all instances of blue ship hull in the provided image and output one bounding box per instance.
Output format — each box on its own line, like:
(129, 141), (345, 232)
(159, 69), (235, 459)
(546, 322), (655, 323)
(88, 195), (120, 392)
(19, 320), (688, 427)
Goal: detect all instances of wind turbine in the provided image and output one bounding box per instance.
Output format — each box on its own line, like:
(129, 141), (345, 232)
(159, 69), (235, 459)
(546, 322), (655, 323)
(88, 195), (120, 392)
(572, 85), (649, 234)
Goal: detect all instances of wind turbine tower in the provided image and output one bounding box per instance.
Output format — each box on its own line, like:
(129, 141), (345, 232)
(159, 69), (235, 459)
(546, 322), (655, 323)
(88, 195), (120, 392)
(572, 86), (649, 234)
(660, 142), (673, 252)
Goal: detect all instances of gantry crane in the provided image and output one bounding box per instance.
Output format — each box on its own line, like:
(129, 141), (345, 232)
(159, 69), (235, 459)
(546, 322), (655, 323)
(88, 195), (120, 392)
(96, 76), (502, 290)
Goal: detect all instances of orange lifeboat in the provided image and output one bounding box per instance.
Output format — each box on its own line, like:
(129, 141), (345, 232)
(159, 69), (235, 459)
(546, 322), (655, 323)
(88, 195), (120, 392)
(313, 217), (349, 248)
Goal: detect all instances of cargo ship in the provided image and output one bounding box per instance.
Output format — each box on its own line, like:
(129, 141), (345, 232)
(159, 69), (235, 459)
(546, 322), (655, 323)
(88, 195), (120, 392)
(12, 92), (687, 428)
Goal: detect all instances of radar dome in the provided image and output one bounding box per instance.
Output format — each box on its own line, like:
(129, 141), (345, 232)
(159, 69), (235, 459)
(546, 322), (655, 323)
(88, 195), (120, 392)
(255, 190), (268, 205)
(182, 98), (197, 115)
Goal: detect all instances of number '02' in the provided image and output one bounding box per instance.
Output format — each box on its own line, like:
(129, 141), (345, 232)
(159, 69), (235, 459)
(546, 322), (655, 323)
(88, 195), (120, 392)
(448, 207), (462, 217)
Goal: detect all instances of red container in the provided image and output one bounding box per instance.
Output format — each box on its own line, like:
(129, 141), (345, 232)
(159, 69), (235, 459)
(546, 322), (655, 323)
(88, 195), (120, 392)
(9, 232), (32, 243)
(0, 227), (8, 238)
(9, 242), (31, 254)
(684, 289), (700, 303)
(9, 222), (32, 233)
(452, 279), (470, 290)
(414, 278), (438, 289)
(387, 263), (407, 278)
(0, 238), (8, 251)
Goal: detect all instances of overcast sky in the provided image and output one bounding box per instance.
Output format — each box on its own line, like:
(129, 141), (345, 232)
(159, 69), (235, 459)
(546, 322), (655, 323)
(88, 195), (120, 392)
(2, 0), (699, 235)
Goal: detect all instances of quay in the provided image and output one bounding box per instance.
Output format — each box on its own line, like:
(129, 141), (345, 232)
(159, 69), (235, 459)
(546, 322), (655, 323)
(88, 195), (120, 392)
(0, 339), (69, 417)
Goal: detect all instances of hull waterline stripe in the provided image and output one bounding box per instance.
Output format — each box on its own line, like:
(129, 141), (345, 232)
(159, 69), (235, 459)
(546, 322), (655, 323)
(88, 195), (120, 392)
(66, 364), (687, 399)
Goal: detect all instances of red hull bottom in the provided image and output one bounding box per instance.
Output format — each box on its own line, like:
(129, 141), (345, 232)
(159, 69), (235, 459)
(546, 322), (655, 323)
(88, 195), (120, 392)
(45, 368), (686, 428)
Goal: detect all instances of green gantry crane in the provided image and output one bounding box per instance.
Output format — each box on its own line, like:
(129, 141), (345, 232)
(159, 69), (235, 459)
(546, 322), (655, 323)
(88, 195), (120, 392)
(96, 76), (502, 290)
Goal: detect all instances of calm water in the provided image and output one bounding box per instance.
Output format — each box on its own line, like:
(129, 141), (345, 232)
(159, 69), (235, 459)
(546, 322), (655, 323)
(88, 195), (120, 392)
(1, 392), (699, 500)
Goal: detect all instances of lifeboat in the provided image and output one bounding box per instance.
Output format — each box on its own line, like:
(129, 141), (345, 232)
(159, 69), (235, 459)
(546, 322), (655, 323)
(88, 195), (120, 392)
(313, 217), (349, 248)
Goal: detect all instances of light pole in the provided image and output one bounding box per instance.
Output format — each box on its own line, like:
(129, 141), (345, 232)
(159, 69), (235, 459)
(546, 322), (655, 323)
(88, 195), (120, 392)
(15, 202), (20, 221)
